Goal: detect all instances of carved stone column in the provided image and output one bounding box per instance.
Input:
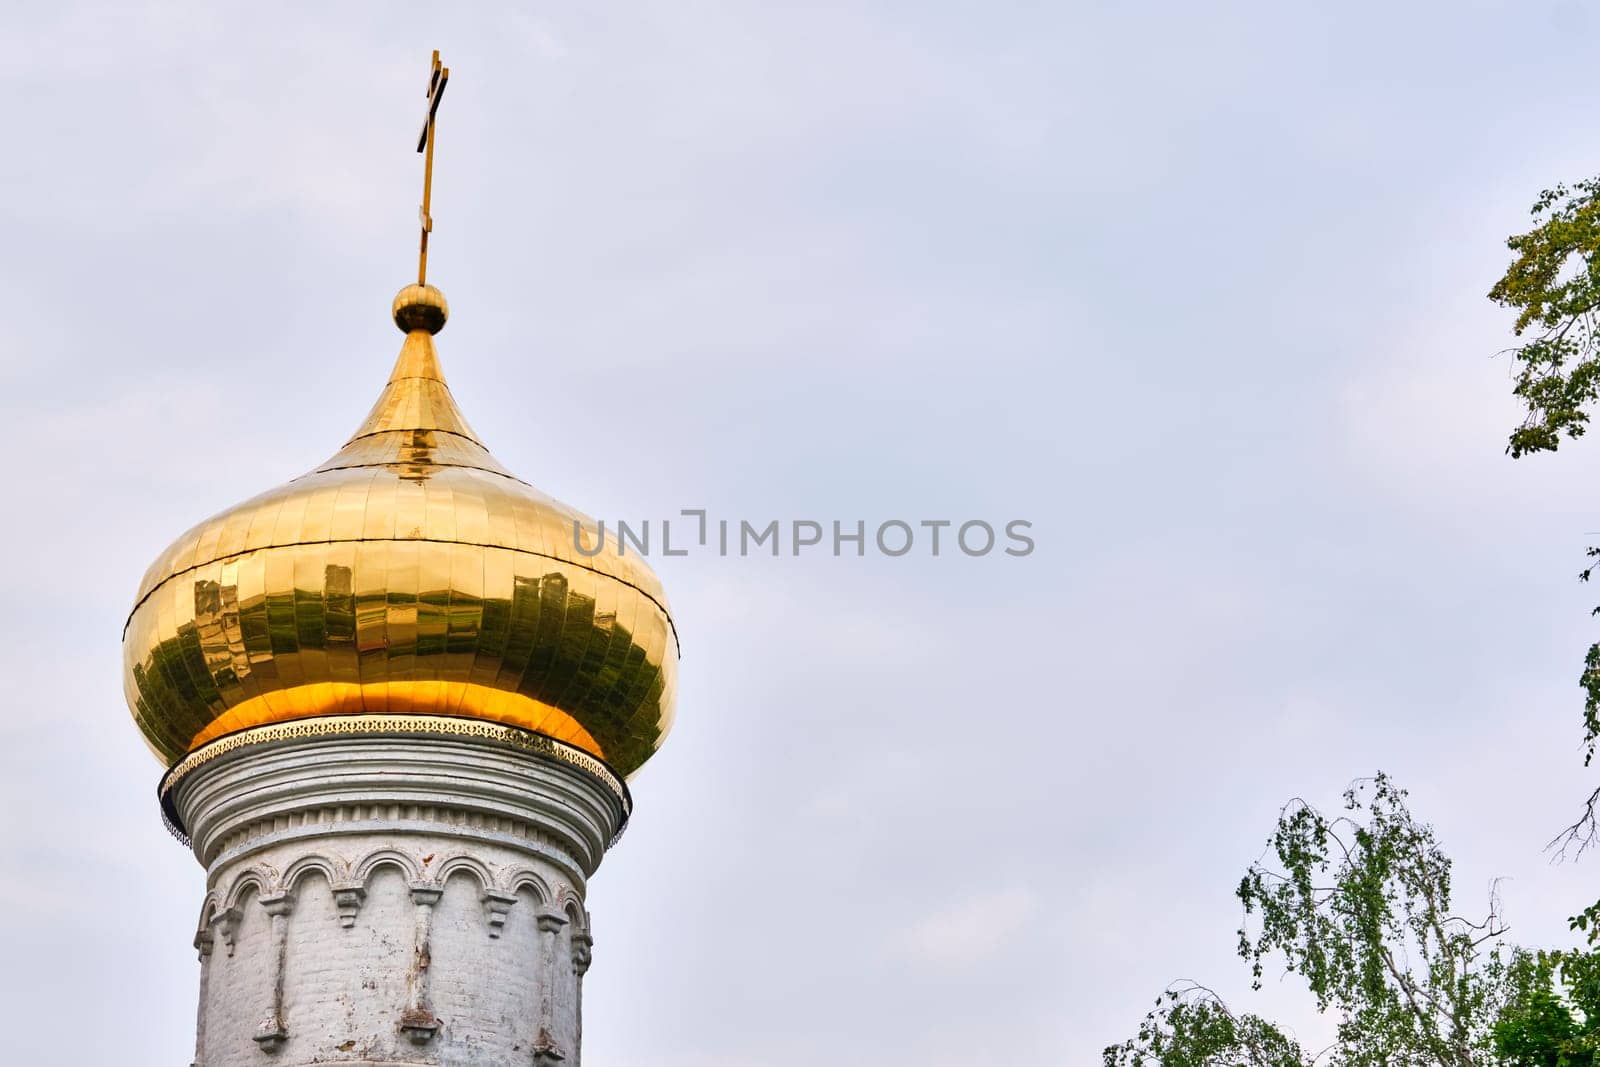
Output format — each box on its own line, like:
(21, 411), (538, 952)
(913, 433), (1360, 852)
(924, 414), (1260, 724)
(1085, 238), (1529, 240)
(570, 928), (594, 1065)
(193, 920), (215, 1067)
(253, 891), (294, 1052)
(400, 884), (443, 1044)
(533, 908), (570, 1064)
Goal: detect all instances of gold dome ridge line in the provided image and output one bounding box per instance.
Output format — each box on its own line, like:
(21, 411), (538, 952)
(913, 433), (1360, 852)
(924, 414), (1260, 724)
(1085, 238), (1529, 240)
(338, 424), (488, 445)
(310, 458), (528, 478)
(121, 531), (680, 646)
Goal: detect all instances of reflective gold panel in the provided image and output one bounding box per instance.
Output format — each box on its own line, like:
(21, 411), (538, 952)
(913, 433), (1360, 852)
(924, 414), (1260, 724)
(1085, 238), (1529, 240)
(122, 285), (679, 777)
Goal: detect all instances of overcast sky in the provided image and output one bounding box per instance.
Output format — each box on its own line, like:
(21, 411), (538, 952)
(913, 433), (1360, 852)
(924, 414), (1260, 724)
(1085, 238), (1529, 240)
(6, 2), (1600, 1064)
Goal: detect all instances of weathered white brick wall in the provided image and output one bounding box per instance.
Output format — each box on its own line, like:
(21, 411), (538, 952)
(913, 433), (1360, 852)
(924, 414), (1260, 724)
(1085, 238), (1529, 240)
(202, 887), (272, 1058)
(427, 876), (545, 1060)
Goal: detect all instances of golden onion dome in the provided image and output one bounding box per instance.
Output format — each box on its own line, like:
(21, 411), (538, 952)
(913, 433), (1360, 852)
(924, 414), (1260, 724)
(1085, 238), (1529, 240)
(123, 284), (678, 780)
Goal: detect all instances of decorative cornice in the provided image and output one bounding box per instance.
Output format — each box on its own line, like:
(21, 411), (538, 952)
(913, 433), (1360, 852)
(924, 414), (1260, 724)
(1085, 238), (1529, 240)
(158, 714), (631, 847)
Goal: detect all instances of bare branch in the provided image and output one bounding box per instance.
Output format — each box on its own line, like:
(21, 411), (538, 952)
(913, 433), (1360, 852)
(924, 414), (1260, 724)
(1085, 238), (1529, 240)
(1547, 784), (1600, 859)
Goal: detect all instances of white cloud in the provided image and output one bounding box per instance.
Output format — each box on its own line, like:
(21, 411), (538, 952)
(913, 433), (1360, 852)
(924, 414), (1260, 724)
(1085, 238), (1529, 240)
(893, 887), (1040, 971)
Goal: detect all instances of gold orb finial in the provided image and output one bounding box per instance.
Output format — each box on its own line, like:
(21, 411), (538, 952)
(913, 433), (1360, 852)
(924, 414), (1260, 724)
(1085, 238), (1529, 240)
(393, 283), (448, 334)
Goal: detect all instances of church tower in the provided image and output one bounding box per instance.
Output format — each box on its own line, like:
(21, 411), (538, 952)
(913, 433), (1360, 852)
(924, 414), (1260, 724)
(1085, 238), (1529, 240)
(121, 53), (678, 1066)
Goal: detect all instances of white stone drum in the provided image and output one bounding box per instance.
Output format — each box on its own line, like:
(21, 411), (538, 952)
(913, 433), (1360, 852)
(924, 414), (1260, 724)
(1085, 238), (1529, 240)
(175, 734), (625, 1067)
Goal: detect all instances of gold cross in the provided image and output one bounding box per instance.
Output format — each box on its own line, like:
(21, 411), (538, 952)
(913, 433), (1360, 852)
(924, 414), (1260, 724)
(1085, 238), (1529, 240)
(416, 50), (449, 286)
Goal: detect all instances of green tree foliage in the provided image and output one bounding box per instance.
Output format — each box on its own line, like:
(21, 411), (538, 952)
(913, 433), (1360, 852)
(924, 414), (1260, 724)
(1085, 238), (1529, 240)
(1105, 983), (1305, 1067)
(1495, 950), (1600, 1066)
(1234, 775), (1510, 1065)
(1489, 178), (1600, 459)
(1107, 775), (1600, 1066)
(1488, 178), (1600, 851)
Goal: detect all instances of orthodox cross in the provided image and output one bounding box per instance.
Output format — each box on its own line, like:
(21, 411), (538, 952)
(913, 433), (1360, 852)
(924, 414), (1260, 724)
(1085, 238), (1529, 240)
(416, 50), (449, 286)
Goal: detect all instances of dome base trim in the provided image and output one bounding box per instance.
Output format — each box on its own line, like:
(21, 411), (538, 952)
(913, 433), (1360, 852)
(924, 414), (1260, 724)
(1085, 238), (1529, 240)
(158, 713), (631, 847)
(184, 680), (606, 757)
